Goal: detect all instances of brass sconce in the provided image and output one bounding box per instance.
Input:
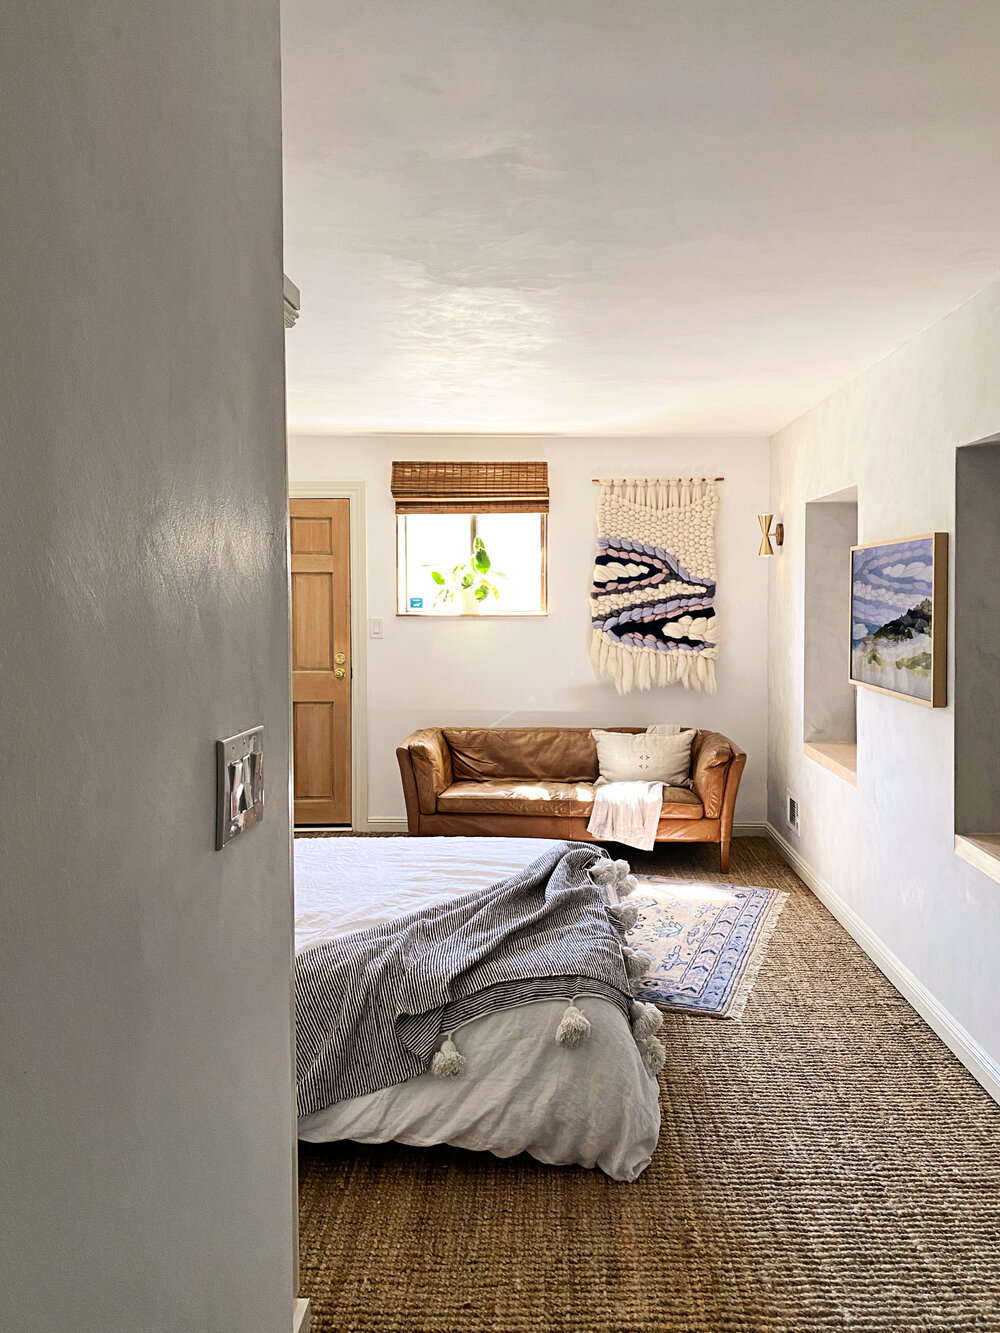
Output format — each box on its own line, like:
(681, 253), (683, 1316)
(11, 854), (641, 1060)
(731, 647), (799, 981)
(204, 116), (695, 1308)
(757, 513), (784, 557)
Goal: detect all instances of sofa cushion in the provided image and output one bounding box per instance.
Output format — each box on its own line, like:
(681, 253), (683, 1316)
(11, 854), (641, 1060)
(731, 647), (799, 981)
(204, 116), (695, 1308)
(436, 779), (703, 819)
(442, 727), (601, 781)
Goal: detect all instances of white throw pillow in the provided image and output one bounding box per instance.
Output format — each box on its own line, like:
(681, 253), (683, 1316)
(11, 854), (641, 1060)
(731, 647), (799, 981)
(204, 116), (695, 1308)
(592, 729), (695, 786)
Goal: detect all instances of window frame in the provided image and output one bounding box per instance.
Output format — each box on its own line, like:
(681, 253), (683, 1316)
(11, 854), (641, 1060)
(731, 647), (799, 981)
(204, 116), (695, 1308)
(396, 510), (549, 617)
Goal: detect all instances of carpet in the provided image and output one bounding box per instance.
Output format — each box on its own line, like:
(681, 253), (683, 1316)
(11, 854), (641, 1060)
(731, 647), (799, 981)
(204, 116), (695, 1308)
(629, 875), (787, 1018)
(297, 837), (1000, 1333)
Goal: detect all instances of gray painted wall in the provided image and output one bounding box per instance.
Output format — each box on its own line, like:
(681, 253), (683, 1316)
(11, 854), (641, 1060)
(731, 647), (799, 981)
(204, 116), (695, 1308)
(769, 279), (1000, 1072)
(955, 437), (1000, 836)
(0, 6), (295, 1331)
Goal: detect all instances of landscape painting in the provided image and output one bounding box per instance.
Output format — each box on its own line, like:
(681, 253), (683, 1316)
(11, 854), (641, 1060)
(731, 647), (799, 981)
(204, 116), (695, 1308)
(849, 533), (947, 707)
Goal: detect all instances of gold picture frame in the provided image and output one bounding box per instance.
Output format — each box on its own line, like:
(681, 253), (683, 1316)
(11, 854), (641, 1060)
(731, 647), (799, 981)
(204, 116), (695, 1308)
(849, 532), (948, 707)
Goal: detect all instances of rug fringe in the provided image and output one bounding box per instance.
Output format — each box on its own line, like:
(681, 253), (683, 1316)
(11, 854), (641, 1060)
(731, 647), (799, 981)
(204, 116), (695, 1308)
(724, 891), (789, 1022)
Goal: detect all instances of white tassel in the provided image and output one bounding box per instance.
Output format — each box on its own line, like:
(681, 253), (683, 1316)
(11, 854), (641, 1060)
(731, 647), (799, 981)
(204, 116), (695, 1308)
(623, 946), (654, 980)
(555, 999), (592, 1047)
(638, 1035), (666, 1078)
(430, 1033), (466, 1079)
(590, 859), (619, 888)
(608, 900), (639, 932)
(630, 1000), (663, 1042)
(618, 873), (638, 899)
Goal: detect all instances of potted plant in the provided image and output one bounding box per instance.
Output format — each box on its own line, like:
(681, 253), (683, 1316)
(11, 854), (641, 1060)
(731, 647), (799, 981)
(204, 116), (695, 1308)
(430, 536), (503, 614)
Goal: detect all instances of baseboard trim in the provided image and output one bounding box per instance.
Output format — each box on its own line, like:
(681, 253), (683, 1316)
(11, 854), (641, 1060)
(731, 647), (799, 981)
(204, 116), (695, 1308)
(366, 816), (410, 833)
(733, 821), (769, 837)
(766, 822), (1000, 1106)
(294, 1297), (310, 1332)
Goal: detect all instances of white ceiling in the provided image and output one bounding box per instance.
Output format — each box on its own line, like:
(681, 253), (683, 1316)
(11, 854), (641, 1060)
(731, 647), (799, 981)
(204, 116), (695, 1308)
(281, 0), (1000, 437)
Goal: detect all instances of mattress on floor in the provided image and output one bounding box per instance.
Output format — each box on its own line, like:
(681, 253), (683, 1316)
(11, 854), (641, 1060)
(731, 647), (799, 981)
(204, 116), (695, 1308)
(294, 835), (661, 1182)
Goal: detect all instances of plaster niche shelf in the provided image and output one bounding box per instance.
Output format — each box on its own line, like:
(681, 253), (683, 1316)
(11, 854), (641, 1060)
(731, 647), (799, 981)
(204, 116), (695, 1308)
(803, 741), (858, 787)
(954, 435), (1000, 882)
(955, 835), (1000, 886)
(803, 487), (858, 784)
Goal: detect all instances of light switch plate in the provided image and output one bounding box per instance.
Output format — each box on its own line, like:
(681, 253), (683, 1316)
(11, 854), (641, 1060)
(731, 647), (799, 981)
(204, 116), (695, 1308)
(216, 726), (264, 849)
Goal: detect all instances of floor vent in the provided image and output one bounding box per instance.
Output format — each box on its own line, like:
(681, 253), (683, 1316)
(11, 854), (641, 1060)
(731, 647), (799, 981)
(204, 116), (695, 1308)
(787, 792), (801, 834)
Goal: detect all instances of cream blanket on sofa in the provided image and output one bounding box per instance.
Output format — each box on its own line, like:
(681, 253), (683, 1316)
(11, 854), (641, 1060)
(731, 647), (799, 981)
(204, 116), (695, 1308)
(587, 780), (663, 850)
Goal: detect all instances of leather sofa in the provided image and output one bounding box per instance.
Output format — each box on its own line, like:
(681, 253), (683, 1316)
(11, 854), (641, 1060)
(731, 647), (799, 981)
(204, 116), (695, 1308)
(396, 726), (746, 872)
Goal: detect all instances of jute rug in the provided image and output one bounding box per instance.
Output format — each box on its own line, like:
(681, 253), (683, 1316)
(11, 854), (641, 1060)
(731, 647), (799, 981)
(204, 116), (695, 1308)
(297, 836), (1000, 1332)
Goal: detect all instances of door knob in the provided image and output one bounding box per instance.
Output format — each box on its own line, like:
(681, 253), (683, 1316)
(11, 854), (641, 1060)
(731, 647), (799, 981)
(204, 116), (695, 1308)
(334, 652), (346, 664)
(334, 667), (347, 680)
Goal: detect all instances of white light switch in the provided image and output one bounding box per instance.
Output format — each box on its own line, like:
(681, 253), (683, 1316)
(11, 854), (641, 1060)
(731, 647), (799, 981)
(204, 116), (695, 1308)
(369, 617), (384, 639)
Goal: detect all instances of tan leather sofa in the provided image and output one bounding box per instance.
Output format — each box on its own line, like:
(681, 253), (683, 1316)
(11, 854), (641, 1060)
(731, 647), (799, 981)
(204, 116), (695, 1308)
(396, 726), (746, 872)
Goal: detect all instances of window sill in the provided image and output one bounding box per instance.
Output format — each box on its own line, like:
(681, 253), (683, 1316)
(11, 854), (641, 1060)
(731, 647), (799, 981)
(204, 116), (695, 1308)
(396, 611), (548, 618)
(803, 741), (858, 786)
(955, 834), (1000, 885)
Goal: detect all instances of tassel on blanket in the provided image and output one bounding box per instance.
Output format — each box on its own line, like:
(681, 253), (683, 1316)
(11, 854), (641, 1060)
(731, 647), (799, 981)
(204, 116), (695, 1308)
(591, 858), (637, 901)
(430, 1033), (466, 1079)
(630, 1000), (663, 1042)
(637, 1035), (666, 1078)
(554, 998), (592, 1048)
(591, 858), (629, 889)
(608, 900), (640, 932)
(623, 946), (654, 981)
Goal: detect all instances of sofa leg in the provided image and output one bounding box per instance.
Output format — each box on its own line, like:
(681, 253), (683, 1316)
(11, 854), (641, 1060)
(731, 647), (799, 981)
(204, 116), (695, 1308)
(719, 839), (731, 874)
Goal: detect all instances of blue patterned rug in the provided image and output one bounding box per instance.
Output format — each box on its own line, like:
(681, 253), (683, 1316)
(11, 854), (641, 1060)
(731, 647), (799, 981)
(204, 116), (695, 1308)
(628, 876), (788, 1019)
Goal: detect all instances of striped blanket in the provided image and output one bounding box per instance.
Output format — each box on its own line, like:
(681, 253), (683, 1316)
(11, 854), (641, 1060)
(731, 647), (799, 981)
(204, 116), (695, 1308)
(295, 842), (635, 1116)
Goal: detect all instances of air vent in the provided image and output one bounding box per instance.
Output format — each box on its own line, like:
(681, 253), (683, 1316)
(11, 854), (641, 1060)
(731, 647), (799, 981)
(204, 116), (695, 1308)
(787, 792), (800, 834)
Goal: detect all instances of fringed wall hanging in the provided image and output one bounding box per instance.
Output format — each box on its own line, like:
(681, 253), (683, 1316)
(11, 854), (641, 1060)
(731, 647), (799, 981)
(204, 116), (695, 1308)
(590, 477), (720, 695)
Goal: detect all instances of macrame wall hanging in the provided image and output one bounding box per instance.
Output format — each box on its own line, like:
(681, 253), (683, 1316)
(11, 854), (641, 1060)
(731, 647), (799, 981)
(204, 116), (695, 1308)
(590, 477), (720, 695)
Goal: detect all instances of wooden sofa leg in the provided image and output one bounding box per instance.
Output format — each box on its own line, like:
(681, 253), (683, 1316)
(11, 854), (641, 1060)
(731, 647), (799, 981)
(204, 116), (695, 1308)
(719, 839), (731, 874)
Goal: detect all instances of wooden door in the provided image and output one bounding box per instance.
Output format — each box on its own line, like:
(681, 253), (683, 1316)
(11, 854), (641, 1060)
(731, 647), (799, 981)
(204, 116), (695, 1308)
(290, 499), (351, 824)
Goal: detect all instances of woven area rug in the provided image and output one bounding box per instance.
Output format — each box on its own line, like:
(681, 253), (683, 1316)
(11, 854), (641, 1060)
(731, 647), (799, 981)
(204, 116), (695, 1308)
(629, 875), (787, 1018)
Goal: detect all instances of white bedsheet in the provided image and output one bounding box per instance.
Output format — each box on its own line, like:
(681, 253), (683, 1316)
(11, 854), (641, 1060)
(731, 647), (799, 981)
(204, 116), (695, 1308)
(294, 836), (661, 1182)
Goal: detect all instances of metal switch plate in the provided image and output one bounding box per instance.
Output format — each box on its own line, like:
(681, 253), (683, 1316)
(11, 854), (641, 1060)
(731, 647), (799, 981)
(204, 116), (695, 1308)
(216, 726), (264, 849)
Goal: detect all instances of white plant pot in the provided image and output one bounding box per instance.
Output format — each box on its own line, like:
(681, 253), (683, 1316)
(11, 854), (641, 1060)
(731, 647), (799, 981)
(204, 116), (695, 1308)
(460, 586), (480, 615)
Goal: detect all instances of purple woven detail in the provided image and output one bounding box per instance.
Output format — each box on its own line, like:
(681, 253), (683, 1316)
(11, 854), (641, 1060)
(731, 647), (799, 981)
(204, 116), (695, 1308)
(592, 535), (714, 598)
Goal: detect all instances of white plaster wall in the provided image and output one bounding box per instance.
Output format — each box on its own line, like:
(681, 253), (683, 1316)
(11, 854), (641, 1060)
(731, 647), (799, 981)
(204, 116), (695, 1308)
(769, 279), (1000, 1069)
(288, 435), (770, 823)
(0, 6), (295, 1331)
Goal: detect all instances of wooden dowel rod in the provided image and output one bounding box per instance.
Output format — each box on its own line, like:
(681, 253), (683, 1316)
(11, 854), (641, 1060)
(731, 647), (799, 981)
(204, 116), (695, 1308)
(590, 476), (724, 482)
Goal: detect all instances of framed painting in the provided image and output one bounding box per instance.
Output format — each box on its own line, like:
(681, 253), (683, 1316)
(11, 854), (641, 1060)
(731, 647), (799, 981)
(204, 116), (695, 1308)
(849, 532), (948, 707)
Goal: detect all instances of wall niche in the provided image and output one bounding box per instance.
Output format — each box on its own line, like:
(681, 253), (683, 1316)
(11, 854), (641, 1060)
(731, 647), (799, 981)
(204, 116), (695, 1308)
(955, 435), (1000, 882)
(803, 486), (858, 784)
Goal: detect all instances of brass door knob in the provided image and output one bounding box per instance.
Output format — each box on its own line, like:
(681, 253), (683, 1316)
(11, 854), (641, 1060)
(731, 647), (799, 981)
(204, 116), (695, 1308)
(334, 667), (347, 680)
(334, 652), (346, 664)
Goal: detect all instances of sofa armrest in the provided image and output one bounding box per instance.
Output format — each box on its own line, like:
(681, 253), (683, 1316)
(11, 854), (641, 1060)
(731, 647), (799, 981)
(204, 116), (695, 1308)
(719, 743), (747, 844)
(396, 729), (453, 818)
(690, 731), (735, 819)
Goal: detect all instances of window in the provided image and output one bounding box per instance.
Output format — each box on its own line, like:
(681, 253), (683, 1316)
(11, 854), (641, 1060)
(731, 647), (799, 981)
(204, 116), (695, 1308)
(392, 461), (548, 616)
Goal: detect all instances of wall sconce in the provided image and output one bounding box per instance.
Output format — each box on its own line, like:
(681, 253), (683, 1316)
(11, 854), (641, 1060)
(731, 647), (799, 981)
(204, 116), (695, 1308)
(757, 513), (784, 557)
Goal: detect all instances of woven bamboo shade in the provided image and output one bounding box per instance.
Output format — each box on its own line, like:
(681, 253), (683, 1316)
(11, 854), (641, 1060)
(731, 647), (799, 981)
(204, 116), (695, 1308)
(391, 461), (549, 514)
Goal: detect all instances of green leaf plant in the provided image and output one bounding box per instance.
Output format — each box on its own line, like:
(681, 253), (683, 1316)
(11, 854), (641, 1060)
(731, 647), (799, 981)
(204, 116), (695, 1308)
(428, 536), (505, 608)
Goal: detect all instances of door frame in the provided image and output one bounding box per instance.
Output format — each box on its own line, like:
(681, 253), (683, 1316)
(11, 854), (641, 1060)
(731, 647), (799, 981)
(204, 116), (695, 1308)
(289, 481), (369, 832)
